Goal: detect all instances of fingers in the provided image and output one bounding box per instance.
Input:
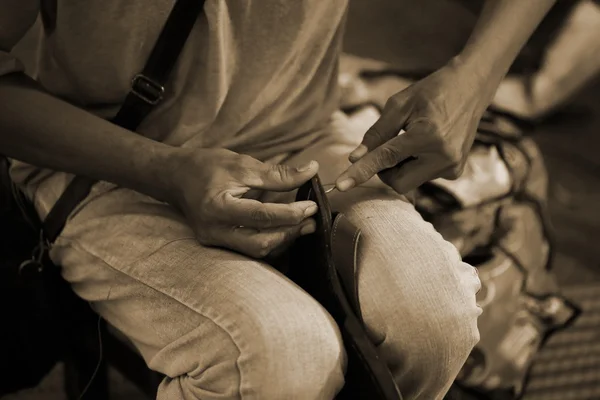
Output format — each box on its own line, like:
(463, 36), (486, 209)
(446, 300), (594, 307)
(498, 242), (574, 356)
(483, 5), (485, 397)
(438, 162), (466, 180)
(211, 218), (317, 259)
(348, 94), (413, 162)
(222, 195), (317, 229)
(378, 155), (445, 194)
(336, 131), (416, 191)
(219, 193), (317, 229)
(237, 157), (319, 192)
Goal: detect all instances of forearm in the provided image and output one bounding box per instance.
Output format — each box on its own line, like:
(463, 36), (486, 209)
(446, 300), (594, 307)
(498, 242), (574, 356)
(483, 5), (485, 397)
(454, 0), (556, 95)
(0, 73), (180, 203)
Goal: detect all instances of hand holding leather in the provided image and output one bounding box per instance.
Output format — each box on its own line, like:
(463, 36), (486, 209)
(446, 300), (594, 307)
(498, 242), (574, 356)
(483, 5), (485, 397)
(169, 148), (319, 258)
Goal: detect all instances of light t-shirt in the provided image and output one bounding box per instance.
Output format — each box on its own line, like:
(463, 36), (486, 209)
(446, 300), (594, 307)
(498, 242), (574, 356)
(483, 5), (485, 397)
(1, 0), (348, 214)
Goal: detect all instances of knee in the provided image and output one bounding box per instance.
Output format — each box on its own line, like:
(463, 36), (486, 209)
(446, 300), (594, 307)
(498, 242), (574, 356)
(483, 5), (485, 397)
(354, 207), (482, 391)
(246, 299), (346, 399)
(375, 234), (481, 373)
(366, 253), (481, 399)
(404, 276), (481, 370)
(173, 295), (346, 400)
(377, 262), (481, 370)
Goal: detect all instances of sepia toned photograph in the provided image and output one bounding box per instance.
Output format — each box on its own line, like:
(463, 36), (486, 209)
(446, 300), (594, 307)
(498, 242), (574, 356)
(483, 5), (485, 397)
(1, 0), (599, 399)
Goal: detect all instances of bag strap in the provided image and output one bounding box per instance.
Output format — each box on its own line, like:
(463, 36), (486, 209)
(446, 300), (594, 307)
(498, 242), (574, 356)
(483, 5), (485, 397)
(42, 0), (206, 243)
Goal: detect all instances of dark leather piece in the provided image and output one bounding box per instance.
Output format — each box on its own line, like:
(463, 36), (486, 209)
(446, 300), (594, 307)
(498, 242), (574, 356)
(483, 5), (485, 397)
(331, 212), (364, 324)
(290, 175), (402, 400)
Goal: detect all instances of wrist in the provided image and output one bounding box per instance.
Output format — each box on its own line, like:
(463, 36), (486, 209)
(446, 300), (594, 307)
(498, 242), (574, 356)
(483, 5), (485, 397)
(448, 54), (503, 105)
(448, 54), (493, 87)
(132, 142), (190, 205)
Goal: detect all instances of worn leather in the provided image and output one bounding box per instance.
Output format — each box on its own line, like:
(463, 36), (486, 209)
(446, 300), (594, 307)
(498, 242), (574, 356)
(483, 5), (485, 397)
(331, 212), (363, 325)
(290, 175), (402, 400)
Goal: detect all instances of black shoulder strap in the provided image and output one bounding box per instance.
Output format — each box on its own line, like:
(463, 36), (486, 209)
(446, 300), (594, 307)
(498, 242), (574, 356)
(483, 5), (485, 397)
(42, 0), (206, 243)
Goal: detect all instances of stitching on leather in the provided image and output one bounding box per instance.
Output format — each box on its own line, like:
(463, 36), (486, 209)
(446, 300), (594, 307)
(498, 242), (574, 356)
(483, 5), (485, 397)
(352, 228), (362, 320)
(331, 213), (343, 249)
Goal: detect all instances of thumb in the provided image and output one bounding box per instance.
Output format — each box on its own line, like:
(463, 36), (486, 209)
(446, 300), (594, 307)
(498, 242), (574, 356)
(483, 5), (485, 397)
(247, 160), (319, 192)
(349, 95), (411, 163)
(336, 133), (414, 191)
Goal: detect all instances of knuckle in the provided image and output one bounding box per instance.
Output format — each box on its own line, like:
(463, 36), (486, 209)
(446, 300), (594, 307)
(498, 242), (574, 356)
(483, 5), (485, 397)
(250, 207), (272, 226)
(426, 127), (445, 149)
(233, 156), (258, 178)
(196, 231), (214, 247)
(269, 164), (291, 182)
(448, 149), (463, 166)
(253, 240), (273, 258)
(439, 142), (462, 165)
(451, 163), (466, 178)
(377, 146), (402, 167)
(200, 197), (216, 216)
(203, 189), (223, 210)
(385, 95), (404, 110)
(442, 170), (460, 180)
(446, 171), (460, 180)
(441, 162), (465, 180)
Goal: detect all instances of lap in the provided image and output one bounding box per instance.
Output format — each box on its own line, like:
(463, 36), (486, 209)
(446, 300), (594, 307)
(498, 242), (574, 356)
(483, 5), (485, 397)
(52, 181), (338, 357)
(47, 111), (479, 383)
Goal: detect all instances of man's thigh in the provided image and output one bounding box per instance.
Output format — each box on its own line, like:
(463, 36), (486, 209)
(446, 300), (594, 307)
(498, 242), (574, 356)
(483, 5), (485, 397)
(50, 183), (345, 385)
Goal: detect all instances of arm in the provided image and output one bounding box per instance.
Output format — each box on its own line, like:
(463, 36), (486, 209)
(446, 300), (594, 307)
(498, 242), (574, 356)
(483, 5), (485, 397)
(492, 0), (600, 119)
(0, 74), (181, 203)
(335, 0), (556, 193)
(454, 0), (557, 101)
(0, 0), (179, 203)
(0, 1), (319, 258)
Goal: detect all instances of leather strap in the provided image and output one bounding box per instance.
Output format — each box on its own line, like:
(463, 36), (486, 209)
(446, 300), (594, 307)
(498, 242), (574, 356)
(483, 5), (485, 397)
(331, 213), (364, 324)
(42, 0), (206, 243)
(295, 176), (365, 325)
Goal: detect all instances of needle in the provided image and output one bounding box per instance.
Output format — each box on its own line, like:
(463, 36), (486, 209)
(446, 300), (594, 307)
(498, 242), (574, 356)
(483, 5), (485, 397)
(324, 186), (337, 194)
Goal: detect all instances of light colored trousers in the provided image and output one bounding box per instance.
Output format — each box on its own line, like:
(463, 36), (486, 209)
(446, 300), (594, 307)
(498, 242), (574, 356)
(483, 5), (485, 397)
(41, 111), (481, 400)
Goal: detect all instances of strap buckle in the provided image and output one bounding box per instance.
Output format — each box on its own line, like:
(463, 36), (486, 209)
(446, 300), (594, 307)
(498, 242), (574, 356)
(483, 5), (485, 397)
(131, 74), (164, 105)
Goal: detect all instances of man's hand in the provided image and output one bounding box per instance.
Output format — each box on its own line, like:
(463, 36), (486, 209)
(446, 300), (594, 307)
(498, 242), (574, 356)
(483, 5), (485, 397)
(169, 148), (319, 259)
(335, 0), (556, 195)
(335, 61), (489, 194)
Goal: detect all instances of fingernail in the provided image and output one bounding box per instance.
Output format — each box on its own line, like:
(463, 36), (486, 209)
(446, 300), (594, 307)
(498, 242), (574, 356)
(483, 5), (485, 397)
(296, 161), (315, 173)
(300, 221), (316, 235)
(304, 204), (318, 217)
(336, 178), (355, 191)
(349, 145), (367, 162)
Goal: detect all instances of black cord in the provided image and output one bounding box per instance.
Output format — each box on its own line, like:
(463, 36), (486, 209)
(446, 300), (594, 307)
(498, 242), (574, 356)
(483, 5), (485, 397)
(78, 312), (104, 400)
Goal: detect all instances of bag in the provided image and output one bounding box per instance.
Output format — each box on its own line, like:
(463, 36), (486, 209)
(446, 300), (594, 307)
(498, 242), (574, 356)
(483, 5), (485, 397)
(417, 123), (581, 399)
(0, 0), (205, 395)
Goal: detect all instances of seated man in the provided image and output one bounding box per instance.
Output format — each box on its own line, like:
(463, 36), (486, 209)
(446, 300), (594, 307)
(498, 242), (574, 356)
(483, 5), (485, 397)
(0, 1), (555, 399)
